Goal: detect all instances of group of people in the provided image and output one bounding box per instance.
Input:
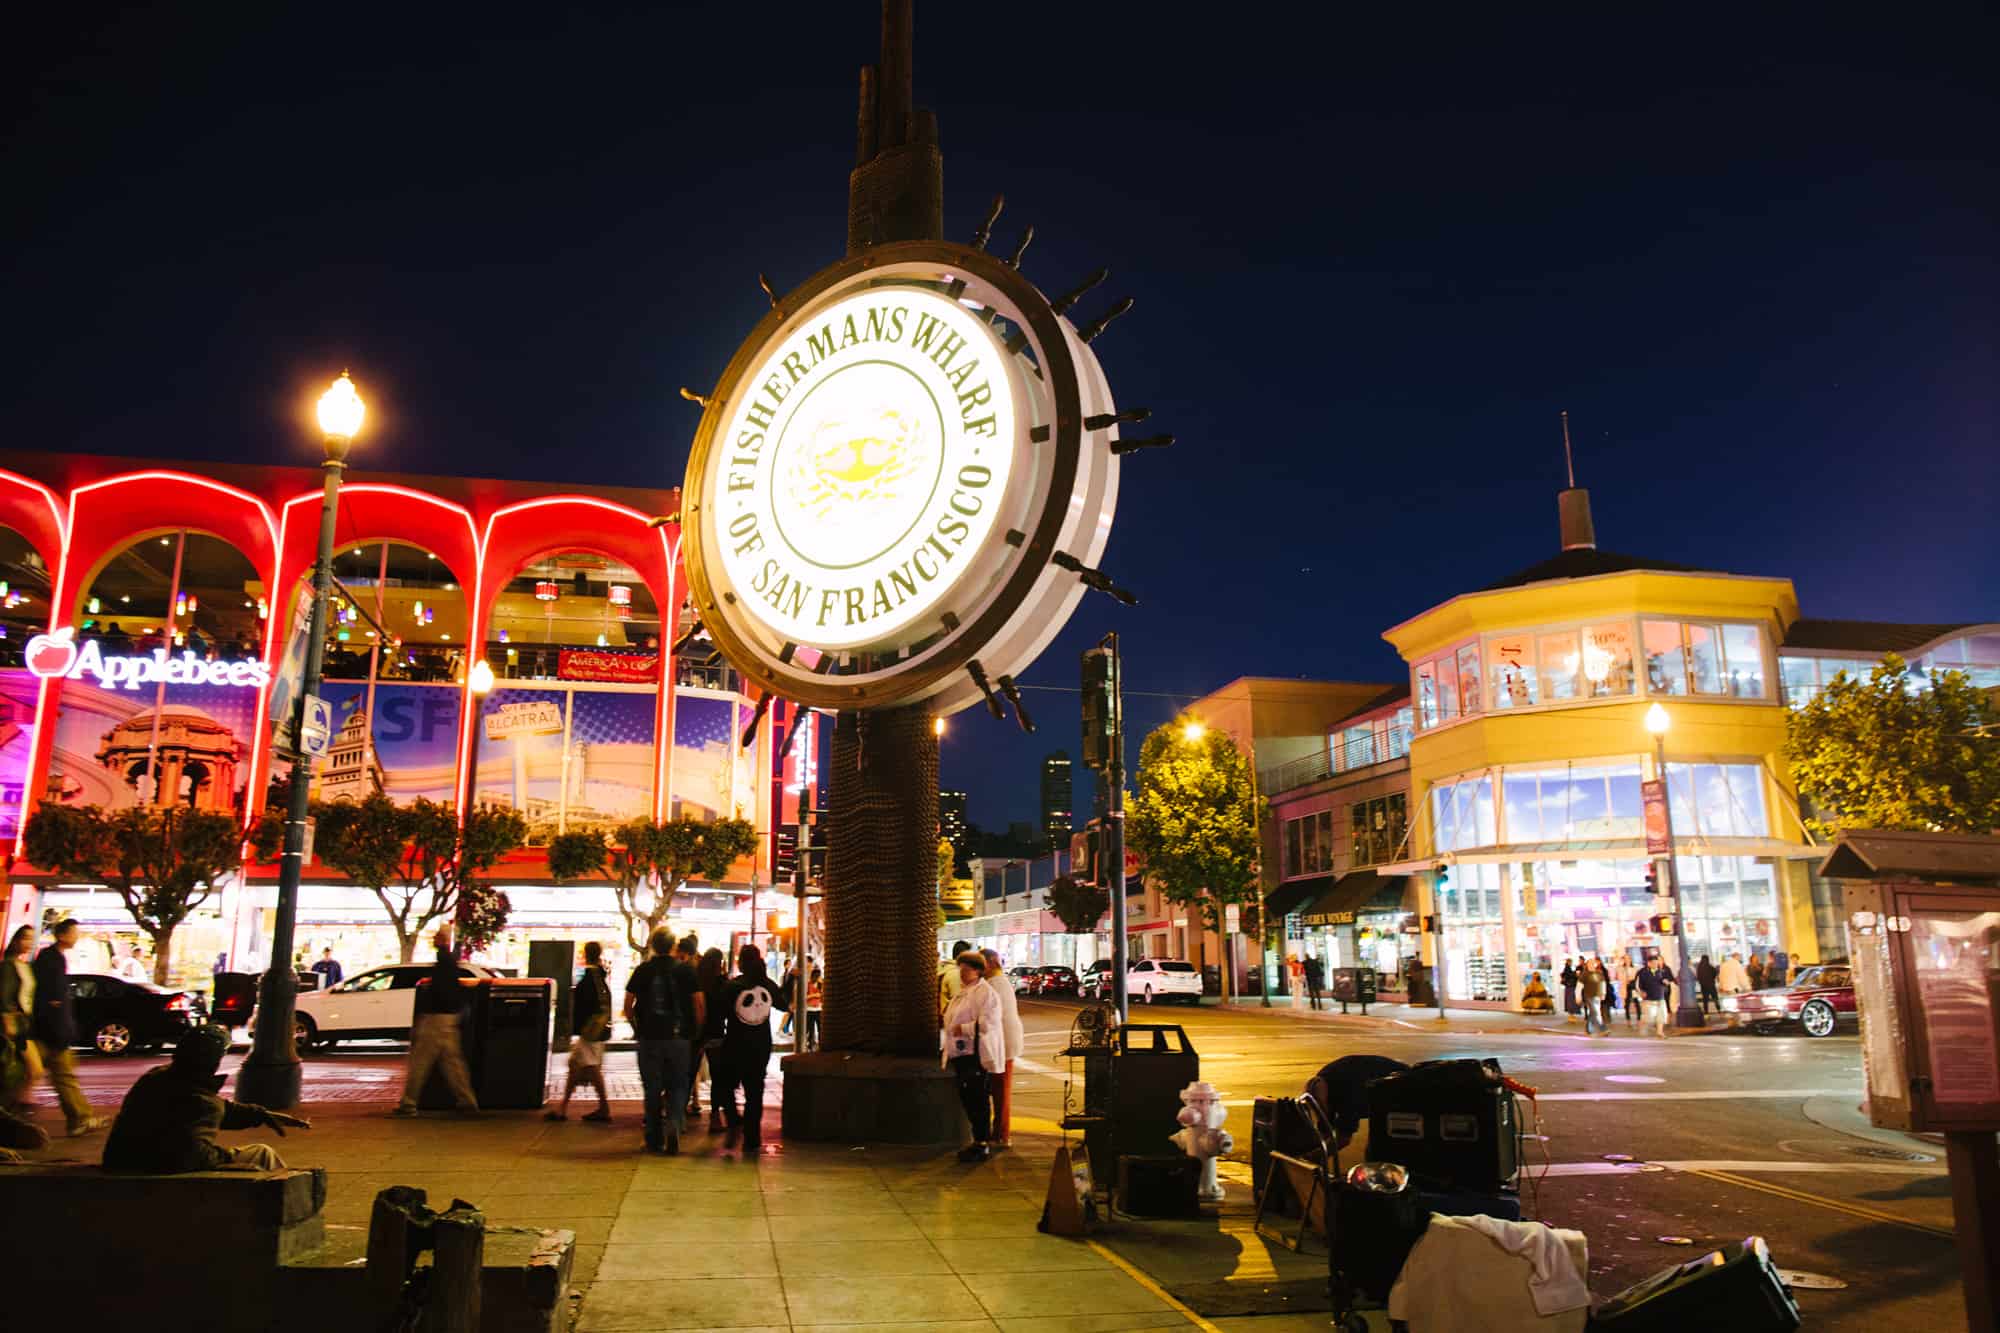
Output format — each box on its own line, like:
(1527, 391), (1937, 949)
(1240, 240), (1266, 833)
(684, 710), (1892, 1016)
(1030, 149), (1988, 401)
(1527, 946), (1784, 1037)
(1284, 953), (1326, 1009)
(3, 919), (107, 1137)
(543, 928), (793, 1156)
(937, 939), (1024, 1163)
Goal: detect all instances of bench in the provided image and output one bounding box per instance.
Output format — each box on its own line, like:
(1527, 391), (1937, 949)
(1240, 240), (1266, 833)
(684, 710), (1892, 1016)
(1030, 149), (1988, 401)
(0, 1163), (326, 1332)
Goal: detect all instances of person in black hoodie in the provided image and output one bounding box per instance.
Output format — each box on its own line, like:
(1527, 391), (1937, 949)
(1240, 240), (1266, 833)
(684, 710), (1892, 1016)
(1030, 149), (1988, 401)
(103, 1024), (307, 1172)
(716, 945), (788, 1154)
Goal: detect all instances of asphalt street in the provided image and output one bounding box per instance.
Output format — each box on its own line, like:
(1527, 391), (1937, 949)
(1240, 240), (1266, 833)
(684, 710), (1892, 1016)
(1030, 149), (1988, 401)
(33, 1000), (1971, 1331)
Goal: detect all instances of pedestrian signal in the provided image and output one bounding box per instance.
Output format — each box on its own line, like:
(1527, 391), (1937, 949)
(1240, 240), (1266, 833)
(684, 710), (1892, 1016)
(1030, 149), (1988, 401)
(1650, 912), (1674, 933)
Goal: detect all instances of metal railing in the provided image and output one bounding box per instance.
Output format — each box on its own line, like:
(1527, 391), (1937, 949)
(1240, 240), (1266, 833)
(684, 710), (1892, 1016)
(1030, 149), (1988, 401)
(1261, 726), (1413, 794)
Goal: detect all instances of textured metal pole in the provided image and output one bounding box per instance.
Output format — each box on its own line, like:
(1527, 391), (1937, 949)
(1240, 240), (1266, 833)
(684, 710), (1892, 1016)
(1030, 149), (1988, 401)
(238, 447), (344, 1108)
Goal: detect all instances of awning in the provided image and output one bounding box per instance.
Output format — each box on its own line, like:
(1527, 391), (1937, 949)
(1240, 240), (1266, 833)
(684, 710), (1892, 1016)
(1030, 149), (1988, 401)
(1265, 874), (1332, 919)
(1298, 871), (1410, 928)
(1377, 836), (1823, 876)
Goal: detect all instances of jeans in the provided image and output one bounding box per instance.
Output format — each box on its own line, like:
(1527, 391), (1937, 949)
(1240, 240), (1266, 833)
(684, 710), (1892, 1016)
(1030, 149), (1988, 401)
(951, 1054), (991, 1143)
(716, 1046), (768, 1145)
(637, 1037), (692, 1147)
(35, 1041), (95, 1129)
(399, 1013), (477, 1112)
(1581, 996), (1604, 1034)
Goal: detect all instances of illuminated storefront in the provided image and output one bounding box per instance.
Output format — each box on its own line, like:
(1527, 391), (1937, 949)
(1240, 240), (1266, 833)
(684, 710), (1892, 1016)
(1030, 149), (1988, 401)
(0, 453), (810, 987)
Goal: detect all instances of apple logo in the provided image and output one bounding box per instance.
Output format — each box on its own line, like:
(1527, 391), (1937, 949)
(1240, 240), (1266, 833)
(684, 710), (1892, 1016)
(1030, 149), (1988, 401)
(25, 627), (78, 678)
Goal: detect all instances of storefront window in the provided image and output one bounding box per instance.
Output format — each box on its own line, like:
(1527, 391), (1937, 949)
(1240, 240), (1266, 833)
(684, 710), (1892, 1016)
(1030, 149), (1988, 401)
(1489, 633), (1535, 708)
(1438, 863), (1507, 1002)
(1665, 763), (1768, 838)
(1645, 621), (1767, 699)
(1500, 763), (1644, 843)
(1643, 621), (1687, 695)
(1414, 645), (1478, 729)
(1350, 793), (1407, 867)
(1432, 776), (1496, 852)
(1455, 644), (1481, 715)
(1537, 629), (1580, 701)
(1285, 819), (1302, 877)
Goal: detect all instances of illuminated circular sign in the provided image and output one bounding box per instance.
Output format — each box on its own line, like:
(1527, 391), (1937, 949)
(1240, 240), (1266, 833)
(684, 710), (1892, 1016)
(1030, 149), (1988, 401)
(684, 241), (1123, 714)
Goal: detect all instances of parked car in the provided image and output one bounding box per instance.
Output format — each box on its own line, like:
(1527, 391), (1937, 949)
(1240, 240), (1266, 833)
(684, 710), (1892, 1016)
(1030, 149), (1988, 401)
(1029, 965), (1080, 998)
(1128, 958), (1203, 1005)
(279, 961), (501, 1050)
(1721, 962), (1855, 1037)
(67, 973), (206, 1056)
(1079, 959), (1116, 1002)
(1007, 965), (1039, 990)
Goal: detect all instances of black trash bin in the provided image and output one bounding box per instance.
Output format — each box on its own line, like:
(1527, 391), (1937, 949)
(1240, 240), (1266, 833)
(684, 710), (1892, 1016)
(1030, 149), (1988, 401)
(418, 976), (554, 1109)
(1109, 1023), (1199, 1159)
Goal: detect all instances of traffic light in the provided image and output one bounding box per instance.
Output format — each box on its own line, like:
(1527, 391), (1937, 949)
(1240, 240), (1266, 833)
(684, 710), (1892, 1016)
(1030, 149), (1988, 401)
(775, 826), (799, 883)
(1644, 862), (1658, 894)
(1083, 820), (1104, 885)
(1080, 646), (1119, 771)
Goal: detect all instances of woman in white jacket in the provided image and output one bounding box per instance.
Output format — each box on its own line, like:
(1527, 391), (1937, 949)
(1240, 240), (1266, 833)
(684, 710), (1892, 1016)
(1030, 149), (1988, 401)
(981, 949), (1024, 1149)
(940, 951), (1005, 1161)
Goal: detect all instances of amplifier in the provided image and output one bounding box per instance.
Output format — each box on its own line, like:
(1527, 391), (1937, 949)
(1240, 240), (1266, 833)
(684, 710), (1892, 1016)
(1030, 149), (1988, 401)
(1365, 1059), (1518, 1192)
(1591, 1236), (1800, 1331)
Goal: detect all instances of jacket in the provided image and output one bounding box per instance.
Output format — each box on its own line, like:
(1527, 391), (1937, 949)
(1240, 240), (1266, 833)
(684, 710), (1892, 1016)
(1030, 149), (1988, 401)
(32, 945), (73, 1047)
(102, 1064), (271, 1174)
(989, 970), (1024, 1063)
(414, 946), (463, 1016)
(1634, 965), (1673, 1001)
(1578, 966), (1605, 1000)
(0, 957), (34, 1034)
(1695, 959), (1719, 987)
(721, 966), (789, 1063)
(1716, 957), (1751, 993)
(940, 977), (1005, 1074)
(570, 964), (611, 1039)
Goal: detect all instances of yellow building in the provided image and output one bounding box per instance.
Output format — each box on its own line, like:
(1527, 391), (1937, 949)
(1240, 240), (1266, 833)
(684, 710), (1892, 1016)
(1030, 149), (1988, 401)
(1377, 489), (1822, 1009)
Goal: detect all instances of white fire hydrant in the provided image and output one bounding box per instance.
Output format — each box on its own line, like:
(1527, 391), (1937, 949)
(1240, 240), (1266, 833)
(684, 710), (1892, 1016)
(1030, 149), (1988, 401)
(1170, 1080), (1233, 1203)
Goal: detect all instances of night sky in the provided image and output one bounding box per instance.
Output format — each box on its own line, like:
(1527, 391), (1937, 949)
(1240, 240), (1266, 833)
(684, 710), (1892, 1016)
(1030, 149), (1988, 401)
(6, 5), (1994, 833)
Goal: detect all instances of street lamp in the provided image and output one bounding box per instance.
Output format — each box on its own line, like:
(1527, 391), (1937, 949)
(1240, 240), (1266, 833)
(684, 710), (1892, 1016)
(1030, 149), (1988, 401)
(237, 372), (363, 1108)
(465, 658), (494, 809)
(1181, 719), (1206, 743)
(933, 716), (946, 737)
(1644, 703), (1705, 1031)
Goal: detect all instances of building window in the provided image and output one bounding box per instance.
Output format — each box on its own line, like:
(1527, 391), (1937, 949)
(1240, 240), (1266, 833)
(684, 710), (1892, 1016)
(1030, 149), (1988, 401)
(1351, 793), (1408, 867)
(1500, 763), (1644, 844)
(1285, 818), (1302, 878)
(1414, 644), (1479, 730)
(1646, 621), (1767, 699)
(1432, 776), (1497, 853)
(1665, 763), (1769, 838)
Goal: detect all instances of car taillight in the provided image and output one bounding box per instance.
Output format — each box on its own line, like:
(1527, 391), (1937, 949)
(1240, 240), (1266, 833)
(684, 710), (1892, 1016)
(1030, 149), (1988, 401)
(166, 994), (190, 1012)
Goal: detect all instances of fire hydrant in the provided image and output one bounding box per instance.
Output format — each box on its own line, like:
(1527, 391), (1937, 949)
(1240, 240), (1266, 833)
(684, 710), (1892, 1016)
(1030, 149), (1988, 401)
(1170, 1080), (1232, 1203)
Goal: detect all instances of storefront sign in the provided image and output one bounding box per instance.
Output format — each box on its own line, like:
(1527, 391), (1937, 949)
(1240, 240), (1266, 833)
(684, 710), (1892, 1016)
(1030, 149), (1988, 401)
(1642, 778), (1671, 854)
(557, 648), (659, 683)
(26, 628), (268, 690)
(682, 242), (1122, 715)
(484, 700), (564, 741)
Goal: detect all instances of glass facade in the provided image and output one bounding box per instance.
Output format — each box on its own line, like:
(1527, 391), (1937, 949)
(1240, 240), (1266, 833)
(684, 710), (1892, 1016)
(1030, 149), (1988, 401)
(1333, 708), (1413, 772)
(1780, 633), (2000, 706)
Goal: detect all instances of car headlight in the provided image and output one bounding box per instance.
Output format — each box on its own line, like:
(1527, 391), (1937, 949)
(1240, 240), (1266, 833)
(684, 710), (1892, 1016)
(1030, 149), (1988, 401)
(1720, 997), (1738, 1012)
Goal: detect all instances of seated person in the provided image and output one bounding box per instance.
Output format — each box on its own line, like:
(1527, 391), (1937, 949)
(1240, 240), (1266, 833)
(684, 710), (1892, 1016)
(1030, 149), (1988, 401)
(1520, 972), (1555, 1013)
(1306, 1054), (1410, 1155)
(103, 1025), (308, 1173)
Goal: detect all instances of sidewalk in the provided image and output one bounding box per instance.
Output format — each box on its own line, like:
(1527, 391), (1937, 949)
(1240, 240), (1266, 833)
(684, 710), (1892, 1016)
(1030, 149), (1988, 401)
(27, 1090), (1331, 1332)
(1218, 995), (1745, 1039)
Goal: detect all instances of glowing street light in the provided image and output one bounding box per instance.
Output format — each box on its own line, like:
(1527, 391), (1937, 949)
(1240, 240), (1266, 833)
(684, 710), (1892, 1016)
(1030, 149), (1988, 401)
(469, 658), (496, 696)
(238, 371), (365, 1110)
(1644, 701), (1671, 736)
(1181, 719), (1207, 743)
(933, 716), (946, 737)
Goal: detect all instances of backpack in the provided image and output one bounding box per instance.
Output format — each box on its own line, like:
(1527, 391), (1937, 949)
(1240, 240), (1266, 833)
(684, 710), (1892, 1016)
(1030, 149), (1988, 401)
(638, 961), (685, 1039)
(734, 982), (774, 1029)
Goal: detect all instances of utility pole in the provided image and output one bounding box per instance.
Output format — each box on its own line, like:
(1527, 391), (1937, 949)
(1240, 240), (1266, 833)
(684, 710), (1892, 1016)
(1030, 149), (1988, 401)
(1083, 633), (1127, 1022)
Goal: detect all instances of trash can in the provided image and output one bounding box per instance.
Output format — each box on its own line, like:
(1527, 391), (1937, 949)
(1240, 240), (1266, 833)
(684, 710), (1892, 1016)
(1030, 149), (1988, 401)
(418, 977), (554, 1109)
(1109, 1023), (1199, 1159)
(1330, 966), (1378, 1013)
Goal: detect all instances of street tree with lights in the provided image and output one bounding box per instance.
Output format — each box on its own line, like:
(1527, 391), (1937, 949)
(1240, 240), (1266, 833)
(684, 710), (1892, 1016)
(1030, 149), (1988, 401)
(1127, 717), (1267, 997)
(547, 816), (759, 952)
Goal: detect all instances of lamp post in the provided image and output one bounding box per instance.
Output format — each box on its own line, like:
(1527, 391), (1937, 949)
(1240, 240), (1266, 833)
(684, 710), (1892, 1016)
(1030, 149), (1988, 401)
(1645, 703), (1706, 1031)
(238, 372), (363, 1108)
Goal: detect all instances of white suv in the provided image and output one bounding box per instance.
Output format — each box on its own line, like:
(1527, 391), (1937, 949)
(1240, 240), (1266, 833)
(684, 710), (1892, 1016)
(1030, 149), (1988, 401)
(1127, 958), (1203, 1005)
(284, 961), (500, 1050)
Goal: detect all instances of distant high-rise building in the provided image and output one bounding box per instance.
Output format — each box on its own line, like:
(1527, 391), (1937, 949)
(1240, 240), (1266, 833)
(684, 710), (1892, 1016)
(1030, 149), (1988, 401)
(938, 788), (970, 861)
(1040, 750), (1073, 852)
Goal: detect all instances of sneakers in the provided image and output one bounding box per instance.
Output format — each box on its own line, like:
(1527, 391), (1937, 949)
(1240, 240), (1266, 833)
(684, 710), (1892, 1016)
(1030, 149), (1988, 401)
(66, 1116), (108, 1137)
(391, 1106), (419, 1118)
(956, 1142), (989, 1163)
(582, 1107), (612, 1122)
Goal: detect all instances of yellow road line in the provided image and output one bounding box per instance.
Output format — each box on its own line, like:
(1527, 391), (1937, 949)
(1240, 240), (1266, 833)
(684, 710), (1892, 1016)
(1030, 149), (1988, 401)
(1687, 1168), (1955, 1239)
(1087, 1239), (1225, 1332)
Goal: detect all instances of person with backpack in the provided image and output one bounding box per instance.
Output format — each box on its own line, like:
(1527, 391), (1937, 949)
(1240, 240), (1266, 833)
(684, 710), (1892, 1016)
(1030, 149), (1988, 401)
(546, 941), (612, 1122)
(622, 927), (704, 1155)
(717, 944), (788, 1154)
(693, 947), (730, 1132)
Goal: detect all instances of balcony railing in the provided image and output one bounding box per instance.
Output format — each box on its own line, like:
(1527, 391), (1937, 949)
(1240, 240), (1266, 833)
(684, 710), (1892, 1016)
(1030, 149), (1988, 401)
(1261, 726), (1413, 795)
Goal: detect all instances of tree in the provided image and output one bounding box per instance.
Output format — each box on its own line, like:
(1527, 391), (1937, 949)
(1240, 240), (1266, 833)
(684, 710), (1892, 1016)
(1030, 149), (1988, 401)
(1047, 873), (1109, 936)
(1127, 717), (1268, 999)
(1786, 654), (2000, 838)
(937, 838), (954, 889)
(25, 803), (242, 984)
(265, 793), (528, 962)
(548, 815), (758, 951)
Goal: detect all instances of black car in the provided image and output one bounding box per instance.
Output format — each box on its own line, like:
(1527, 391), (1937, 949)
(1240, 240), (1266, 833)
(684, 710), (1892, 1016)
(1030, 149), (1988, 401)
(1031, 965), (1080, 998)
(68, 973), (206, 1055)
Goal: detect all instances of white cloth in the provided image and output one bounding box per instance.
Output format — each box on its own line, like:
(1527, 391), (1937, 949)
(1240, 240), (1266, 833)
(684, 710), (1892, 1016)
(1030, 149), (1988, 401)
(940, 977), (1005, 1074)
(990, 971), (1024, 1061)
(1716, 957), (1751, 994)
(114, 956), (146, 983)
(1388, 1213), (1590, 1331)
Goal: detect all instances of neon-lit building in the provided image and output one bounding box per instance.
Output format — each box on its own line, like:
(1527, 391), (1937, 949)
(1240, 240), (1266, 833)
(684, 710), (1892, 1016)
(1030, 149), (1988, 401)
(0, 451), (817, 985)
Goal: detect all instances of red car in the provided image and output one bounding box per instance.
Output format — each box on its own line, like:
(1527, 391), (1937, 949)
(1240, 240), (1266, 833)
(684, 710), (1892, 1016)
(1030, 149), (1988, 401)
(1722, 963), (1855, 1037)
(1029, 965), (1080, 998)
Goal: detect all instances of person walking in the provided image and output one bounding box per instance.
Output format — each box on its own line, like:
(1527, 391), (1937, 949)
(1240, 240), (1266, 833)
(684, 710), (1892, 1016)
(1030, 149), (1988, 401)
(1695, 954), (1720, 1015)
(2, 925), (44, 1113)
(940, 951), (1003, 1162)
(1717, 951), (1751, 998)
(1746, 952), (1767, 992)
(692, 947), (729, 1131)
(1302, 954), (1325, 1011)
(1613, 954), (1640, 1024)
(309, 948), (343, 989)
(546, 941), (612, 1122)
(805, 966), (823, 1050)
(1559, 958), (1579, 1020)
(1767, 949), (1790, 988)
(1286, 955), (1306, 1008)
(779, 956), (801, 1040)
(717, 944), (787, 1154)
(33, 920), (105, 1136)
(1635, 955), (1674, 1037)
(102, 1025), (308, 1172)
(623, 927), (702, 1155)
(1578, 957), (1607, 1035)
(394, 927), (478, 1117)
(980, 948), (1024, 1149)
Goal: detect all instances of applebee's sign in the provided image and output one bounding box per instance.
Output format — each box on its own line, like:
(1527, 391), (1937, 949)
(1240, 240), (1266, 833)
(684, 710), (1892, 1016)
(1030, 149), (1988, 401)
(24, 627), (270, 690)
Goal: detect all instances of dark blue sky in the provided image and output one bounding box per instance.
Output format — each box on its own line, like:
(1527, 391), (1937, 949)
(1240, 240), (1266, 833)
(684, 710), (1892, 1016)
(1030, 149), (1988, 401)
(5, 5), (1994, 832)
